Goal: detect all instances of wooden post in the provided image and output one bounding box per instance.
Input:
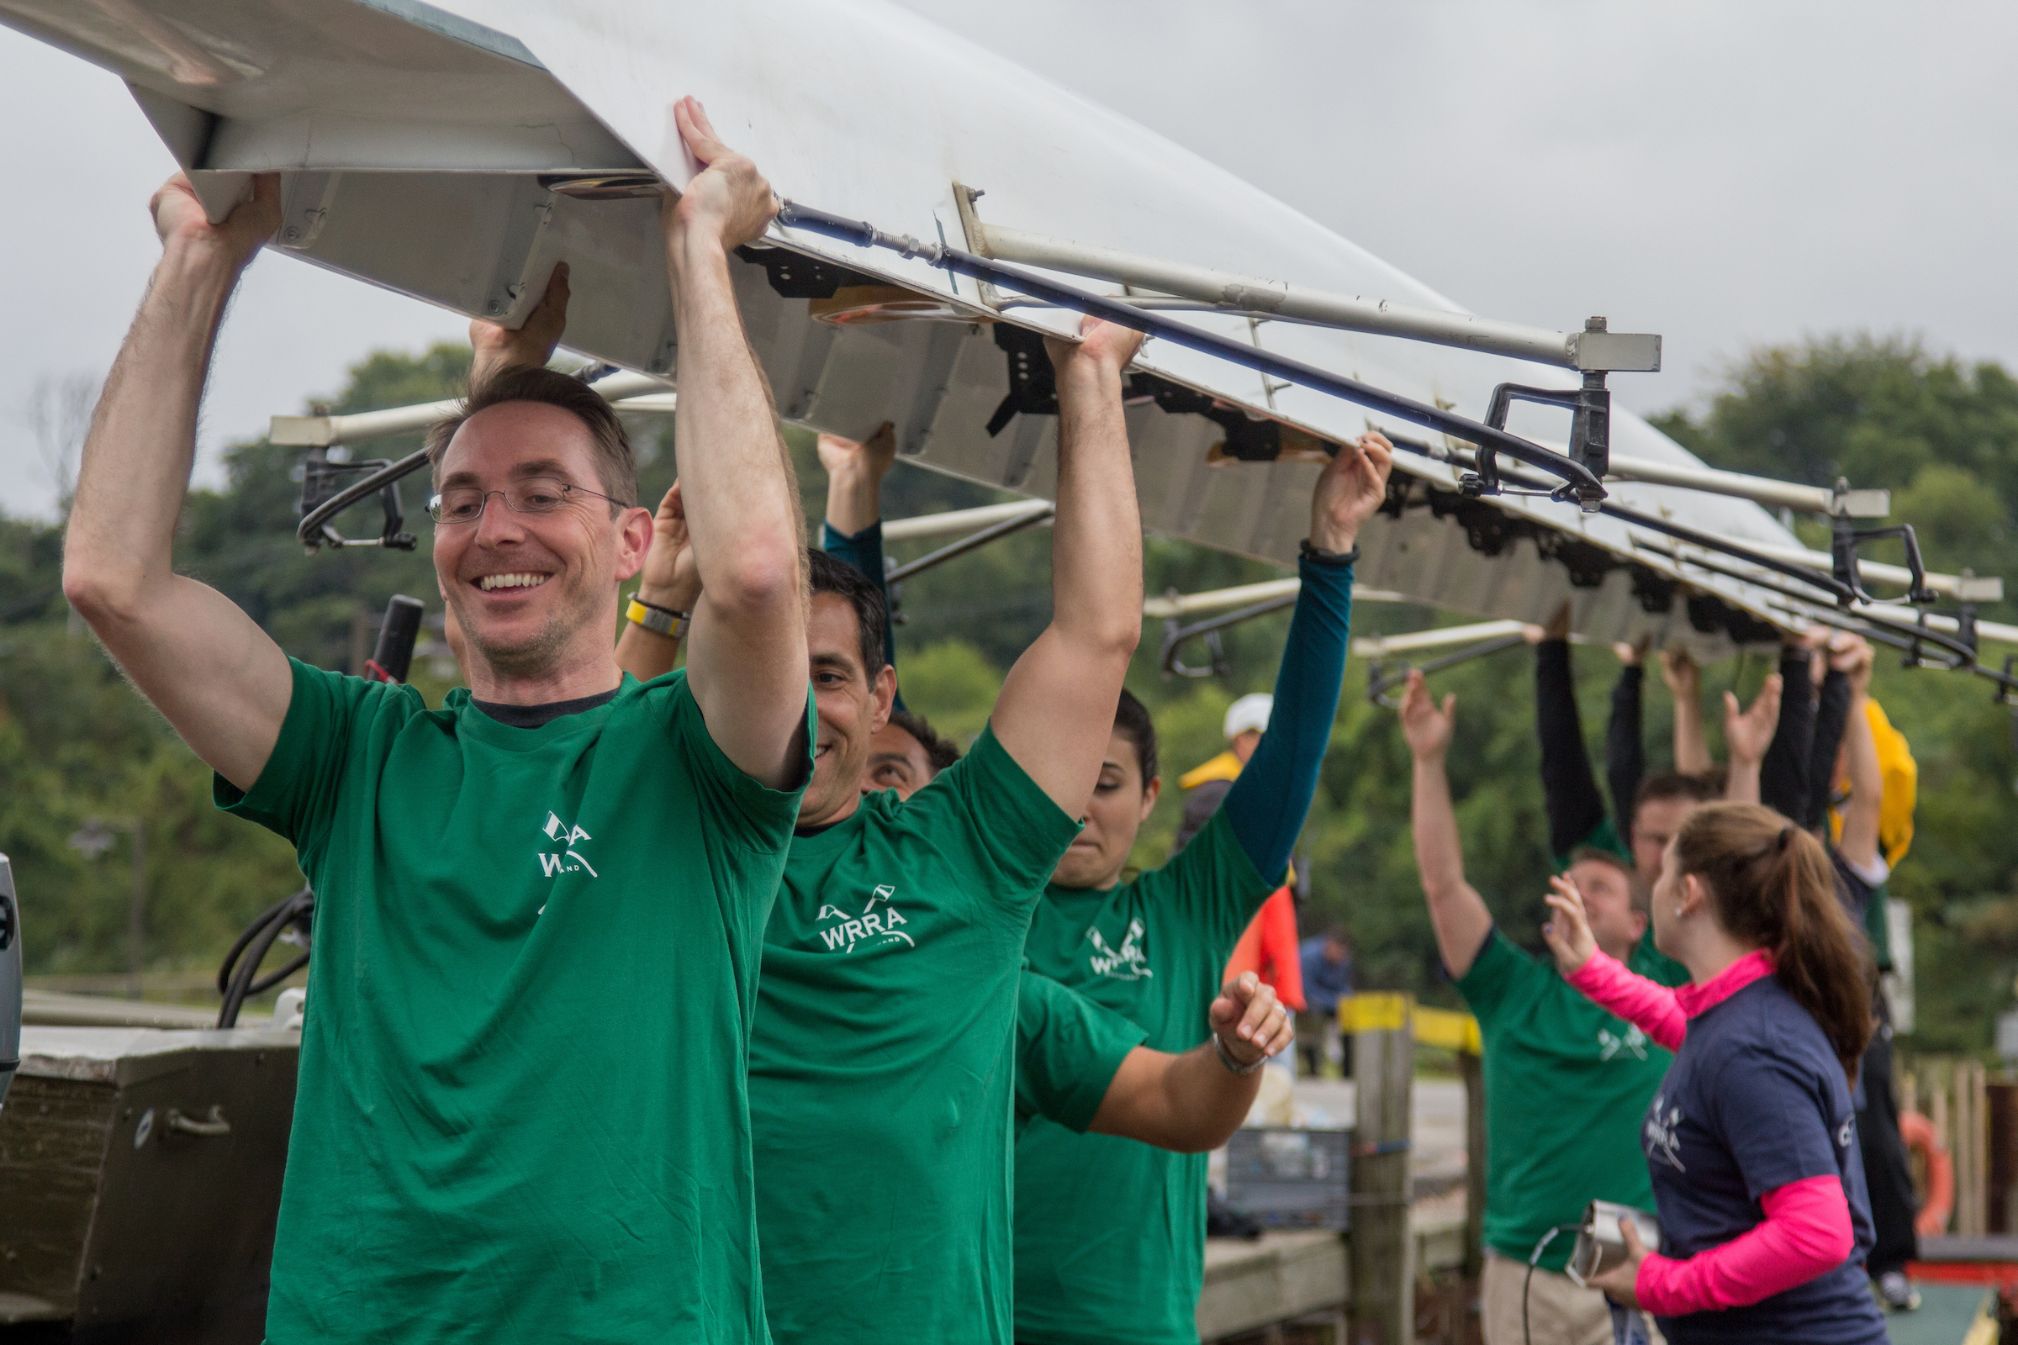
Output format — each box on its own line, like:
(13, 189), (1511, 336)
(1988, 1080), (2018, 1235)
(1345, 993), (1415, 1345)
(1459, 1051), (1485, 1282)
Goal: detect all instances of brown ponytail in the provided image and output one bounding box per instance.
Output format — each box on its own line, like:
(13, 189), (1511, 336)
(1672, 803), (1874, 1084)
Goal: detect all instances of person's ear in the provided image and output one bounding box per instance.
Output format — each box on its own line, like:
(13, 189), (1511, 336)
(869, 664), (897, 732)
(611, 505), (655, 582)
(1138, 775), (1162, 821)
(1680, 873), (1709, 917)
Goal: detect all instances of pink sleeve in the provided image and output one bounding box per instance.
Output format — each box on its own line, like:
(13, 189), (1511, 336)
(1635, 1175), (1855, 1315)
(1565, 949), (1687, 1051)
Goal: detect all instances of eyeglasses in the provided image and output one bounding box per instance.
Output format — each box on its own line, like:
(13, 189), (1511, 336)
(427, 476), (630, 525)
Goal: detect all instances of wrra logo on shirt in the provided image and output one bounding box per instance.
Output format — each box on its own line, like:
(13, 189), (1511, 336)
(814, 884), (915, 953)
(1087, 918), (1153, 981)
(1644, 1092), (1686, 1173)
(538, 811), (598, 879)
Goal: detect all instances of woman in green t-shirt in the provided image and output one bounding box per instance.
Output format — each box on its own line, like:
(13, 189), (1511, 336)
(1013, 434), (1390, 1345)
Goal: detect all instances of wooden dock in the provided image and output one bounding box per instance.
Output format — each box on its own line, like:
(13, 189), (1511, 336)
(1199, 1208), (1470, 1343)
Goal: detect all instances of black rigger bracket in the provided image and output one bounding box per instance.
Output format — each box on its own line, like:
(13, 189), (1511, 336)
(1830, 514), (1937, 606)
(298, 448), (421, 551)
(1364, 630), (1532, 709)
(1158, 592), (1299, 679)
(1462, 318), (1614, 501)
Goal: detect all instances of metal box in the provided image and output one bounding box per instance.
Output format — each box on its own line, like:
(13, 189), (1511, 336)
(1224, 1126), (1353, 1232)
(0, 1025), (298, 1342)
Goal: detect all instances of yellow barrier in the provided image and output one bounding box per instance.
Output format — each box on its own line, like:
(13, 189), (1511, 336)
(1336, 993), (1481, 1056)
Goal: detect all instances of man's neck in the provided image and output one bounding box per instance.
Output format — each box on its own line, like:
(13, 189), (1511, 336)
(468, 652), (625, 707)
(797, 775), (867, 831)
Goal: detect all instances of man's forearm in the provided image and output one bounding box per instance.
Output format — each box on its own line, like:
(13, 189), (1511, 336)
(824, 462), (883, 538)
(668, 237), (803, 605)
(615, 619), (683, 682)
(1838, 691), (1883, 867)
(1048, 361), (1143, 651)
(1411, 754), (1468, 897)
(66, 245), (239, 611)
(1673, 695), (1711, 775)
(1724, 758), (1762, 806)
(1155, 1043), (1262, 1152)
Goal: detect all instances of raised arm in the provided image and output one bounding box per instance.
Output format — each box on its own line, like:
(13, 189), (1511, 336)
(1804, 662), (1853, 832)
(1605, 641), (1647, 832)
(1399, 670), (1493, 979)
(1218, 434), (1392, 878)
(661, 98), (809, 787)
(1721, 674), (1783, 806)
(614, 480), (699, 682)
(988, 319), (1144, 813)
(1090, 972), (1287, 1153)
(816, 425), (903, 695)
(1532, 608), (1608, 862)
(1834, 640), (1882, 871)
(62, 175), (293, 793)
(1660, 649), (1712, 775)
(1759, 643), (1818, 820)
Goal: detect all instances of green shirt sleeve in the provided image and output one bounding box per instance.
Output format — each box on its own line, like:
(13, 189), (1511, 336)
(1453, 927), (1548, 1027)
(915, 725), (1082, 917)
(656, 671), (813, 852)
(1015, 969), (1150, 1132)
(1151, 809), (1279, 961)
(213, 657), (420, 868)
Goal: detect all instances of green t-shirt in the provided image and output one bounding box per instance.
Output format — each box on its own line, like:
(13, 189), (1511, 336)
(1454, 927), (1685, 1272)
(217, 660), (805, 1344)
(1015, 810), (1278, 1345)
(749, 726), (1079, 1345)
(1016, 969), (1149, 1134)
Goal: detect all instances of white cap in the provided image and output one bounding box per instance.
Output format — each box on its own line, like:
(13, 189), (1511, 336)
(1223, 693), (1274, 741)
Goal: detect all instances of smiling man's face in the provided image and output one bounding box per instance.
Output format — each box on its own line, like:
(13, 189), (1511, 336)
(800, 592), (896, 826)
(432, 400), (629, 682)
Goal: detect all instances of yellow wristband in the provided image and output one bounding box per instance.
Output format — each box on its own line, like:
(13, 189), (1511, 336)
(627, 598), (686, 637)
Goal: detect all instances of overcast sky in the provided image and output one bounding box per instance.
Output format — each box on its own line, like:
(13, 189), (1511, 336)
(2, 3), (2014, 521)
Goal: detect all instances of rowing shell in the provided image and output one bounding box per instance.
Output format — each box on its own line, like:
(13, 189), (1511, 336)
(0, 0), (1814, 652)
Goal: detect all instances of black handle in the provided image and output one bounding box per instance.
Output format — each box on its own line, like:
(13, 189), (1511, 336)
(366, 595), (426, 684)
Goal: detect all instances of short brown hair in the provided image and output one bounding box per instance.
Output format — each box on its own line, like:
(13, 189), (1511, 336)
(888, 709), (961, 776)
(425, 366), (637, 507)
(1567, 845), (1648, 913)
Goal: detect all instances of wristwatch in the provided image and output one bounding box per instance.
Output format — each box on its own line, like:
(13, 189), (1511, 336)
(1212, 1032), (1267, 1076)
(1300, 538), (1360, 567)
(626, 597), (688, 638)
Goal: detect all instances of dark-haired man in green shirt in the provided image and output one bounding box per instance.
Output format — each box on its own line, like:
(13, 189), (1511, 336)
(619, 315), (1148, 1344)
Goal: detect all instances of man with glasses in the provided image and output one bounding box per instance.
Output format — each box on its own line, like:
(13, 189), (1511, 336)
(61, 99), (809, 1345)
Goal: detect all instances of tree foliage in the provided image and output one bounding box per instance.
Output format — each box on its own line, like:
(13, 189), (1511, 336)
(1, 333), (2011, 1051)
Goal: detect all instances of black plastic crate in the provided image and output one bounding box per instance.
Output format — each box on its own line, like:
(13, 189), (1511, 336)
(1223, 1126), (1353, 1231)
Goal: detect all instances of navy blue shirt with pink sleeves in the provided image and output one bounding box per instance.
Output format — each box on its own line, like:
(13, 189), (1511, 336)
(1644, 974), (1888, 1344)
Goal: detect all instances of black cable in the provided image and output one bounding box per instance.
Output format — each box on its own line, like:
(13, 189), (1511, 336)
(774, 200), (1609, 505)
(1524, 1223), (1582, 1345)
(216, 886), (314, 1028)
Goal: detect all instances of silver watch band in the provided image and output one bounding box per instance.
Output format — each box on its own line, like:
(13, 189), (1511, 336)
(1212, 1031), (1266, 1076)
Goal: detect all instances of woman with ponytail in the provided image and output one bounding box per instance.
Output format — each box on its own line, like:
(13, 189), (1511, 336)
(1541, 802), (1888, 1344)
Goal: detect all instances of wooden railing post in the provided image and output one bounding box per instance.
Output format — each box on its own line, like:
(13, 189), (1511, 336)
(1343, 993), (1415, 1345)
